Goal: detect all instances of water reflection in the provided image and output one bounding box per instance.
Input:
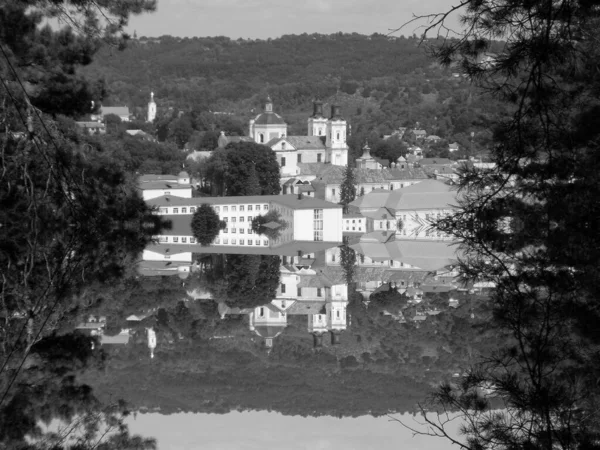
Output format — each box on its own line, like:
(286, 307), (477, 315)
(77, 216), (491, 418)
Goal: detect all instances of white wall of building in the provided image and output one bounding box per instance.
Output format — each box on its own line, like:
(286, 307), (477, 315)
(292, 208), (342, 242)
(142, 249), (192, 262)
(142, 188), (192, 201)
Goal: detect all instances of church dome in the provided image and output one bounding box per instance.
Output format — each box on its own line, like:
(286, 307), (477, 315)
(253, 111), (287, 125)
(178, 171), (189, 178)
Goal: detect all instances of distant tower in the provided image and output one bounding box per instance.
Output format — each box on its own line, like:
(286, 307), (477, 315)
(249, 96), (287, 144)
(147, 91), (156, 123)
(325, 105), (348, 166)
(147, 328), (157, 358)
(307, 100), (327, 137)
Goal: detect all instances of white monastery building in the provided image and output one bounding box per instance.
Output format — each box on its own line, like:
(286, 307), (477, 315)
(145, 193), (343, 254)
(249, 97), (349, 176)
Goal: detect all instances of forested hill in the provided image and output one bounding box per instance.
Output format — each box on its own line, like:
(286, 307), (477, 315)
(84, 33), (431, 113)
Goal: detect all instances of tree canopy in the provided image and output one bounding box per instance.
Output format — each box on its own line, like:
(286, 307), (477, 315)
(191, 204), (225, 246)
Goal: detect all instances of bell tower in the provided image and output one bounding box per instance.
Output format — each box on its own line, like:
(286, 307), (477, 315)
(307, 100), (327, 137)
(147, 92), (156, 123)
(325, 105), (348, 166)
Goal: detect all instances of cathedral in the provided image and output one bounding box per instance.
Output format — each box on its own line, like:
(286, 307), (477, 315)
(249, 97), (349, 176)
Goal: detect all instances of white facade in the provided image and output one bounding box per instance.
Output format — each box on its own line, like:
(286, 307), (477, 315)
(142, 187), (192, 201)
(147, 92), (156, 122)
(292, 208), (342, 242)
(142, 249), (193, 262)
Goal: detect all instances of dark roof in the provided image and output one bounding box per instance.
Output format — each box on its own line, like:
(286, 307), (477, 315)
(284, 136), (326, 150)
(144, 241), (341, 257)
(417, 158), (454, 166)
(253, 112), (287, 125)
(148, 194), (341, 210)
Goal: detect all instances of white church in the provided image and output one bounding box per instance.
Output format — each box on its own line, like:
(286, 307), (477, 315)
(249, 97), (349, 176)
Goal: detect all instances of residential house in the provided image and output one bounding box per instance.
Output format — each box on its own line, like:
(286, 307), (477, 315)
(92, 106), (130, 122)
(350, 179), (459, 240)
(76, 121), (106, 135)
(448, 142), (460, 152)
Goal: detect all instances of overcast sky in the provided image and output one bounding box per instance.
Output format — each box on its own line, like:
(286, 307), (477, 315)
(126, 0), (461, 39)
(127, 411), (462, 450)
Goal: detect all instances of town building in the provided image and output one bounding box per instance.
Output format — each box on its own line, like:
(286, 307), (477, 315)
(147, 193), (343, 249)
(349, 179), (459, 240)
(75, 121), (106, 135)
(138, 172), (192, 200)
(249, 98), (349, 176)
(92, 106), (130, 122)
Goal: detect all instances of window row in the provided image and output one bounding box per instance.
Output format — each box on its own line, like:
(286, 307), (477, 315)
(215, 238), (269, 246)
(158, 236), (196, 243)
(158, 207), (197, 214)
(221, 228), (255, 234)
(214, 204), (268, 213)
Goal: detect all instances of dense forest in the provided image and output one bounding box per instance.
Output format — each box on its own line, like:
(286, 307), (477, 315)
(83, 33), (508, 163)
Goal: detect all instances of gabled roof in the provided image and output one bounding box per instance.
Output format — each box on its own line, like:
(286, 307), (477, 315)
(286, 301), (326, 315)
(349, 190), (392, 209)
(384, 180), (458, 210)
(148, 194), (340, 210)
(383, 168), (428, 181)
(417, 158), (454, 166)
(285, 136), (326, 150)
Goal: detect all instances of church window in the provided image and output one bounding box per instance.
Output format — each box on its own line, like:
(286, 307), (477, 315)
(297, 154), (302, 163)
(336, 132), (340, 140)
(259, 133), (264, 143)
(317, 153), (322, 162)
(281, 157), (286, 167)
(297, 287), (302, 297)
(319, 128), (323, 136)
(337, 310), (340, 318)
(282, 142), (286, 150)
(317, 288), (322, 297)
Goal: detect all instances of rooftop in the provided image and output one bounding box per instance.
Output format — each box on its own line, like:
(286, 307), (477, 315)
(253, 111), (287, 125)
(101, 106), (130, 117)
(148, 194), (341, 210)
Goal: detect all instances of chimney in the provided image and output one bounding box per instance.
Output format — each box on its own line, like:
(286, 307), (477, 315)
(312, 100), (324, 117)
(330, 331), (341, 345)
(330, 104), (342, 120)
(297, 191), (303, 200)
(313, 333), (323, 348)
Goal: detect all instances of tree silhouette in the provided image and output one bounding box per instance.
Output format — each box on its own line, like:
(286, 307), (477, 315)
(191, 204), (226, 246)
(339, 165), (357, 213)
